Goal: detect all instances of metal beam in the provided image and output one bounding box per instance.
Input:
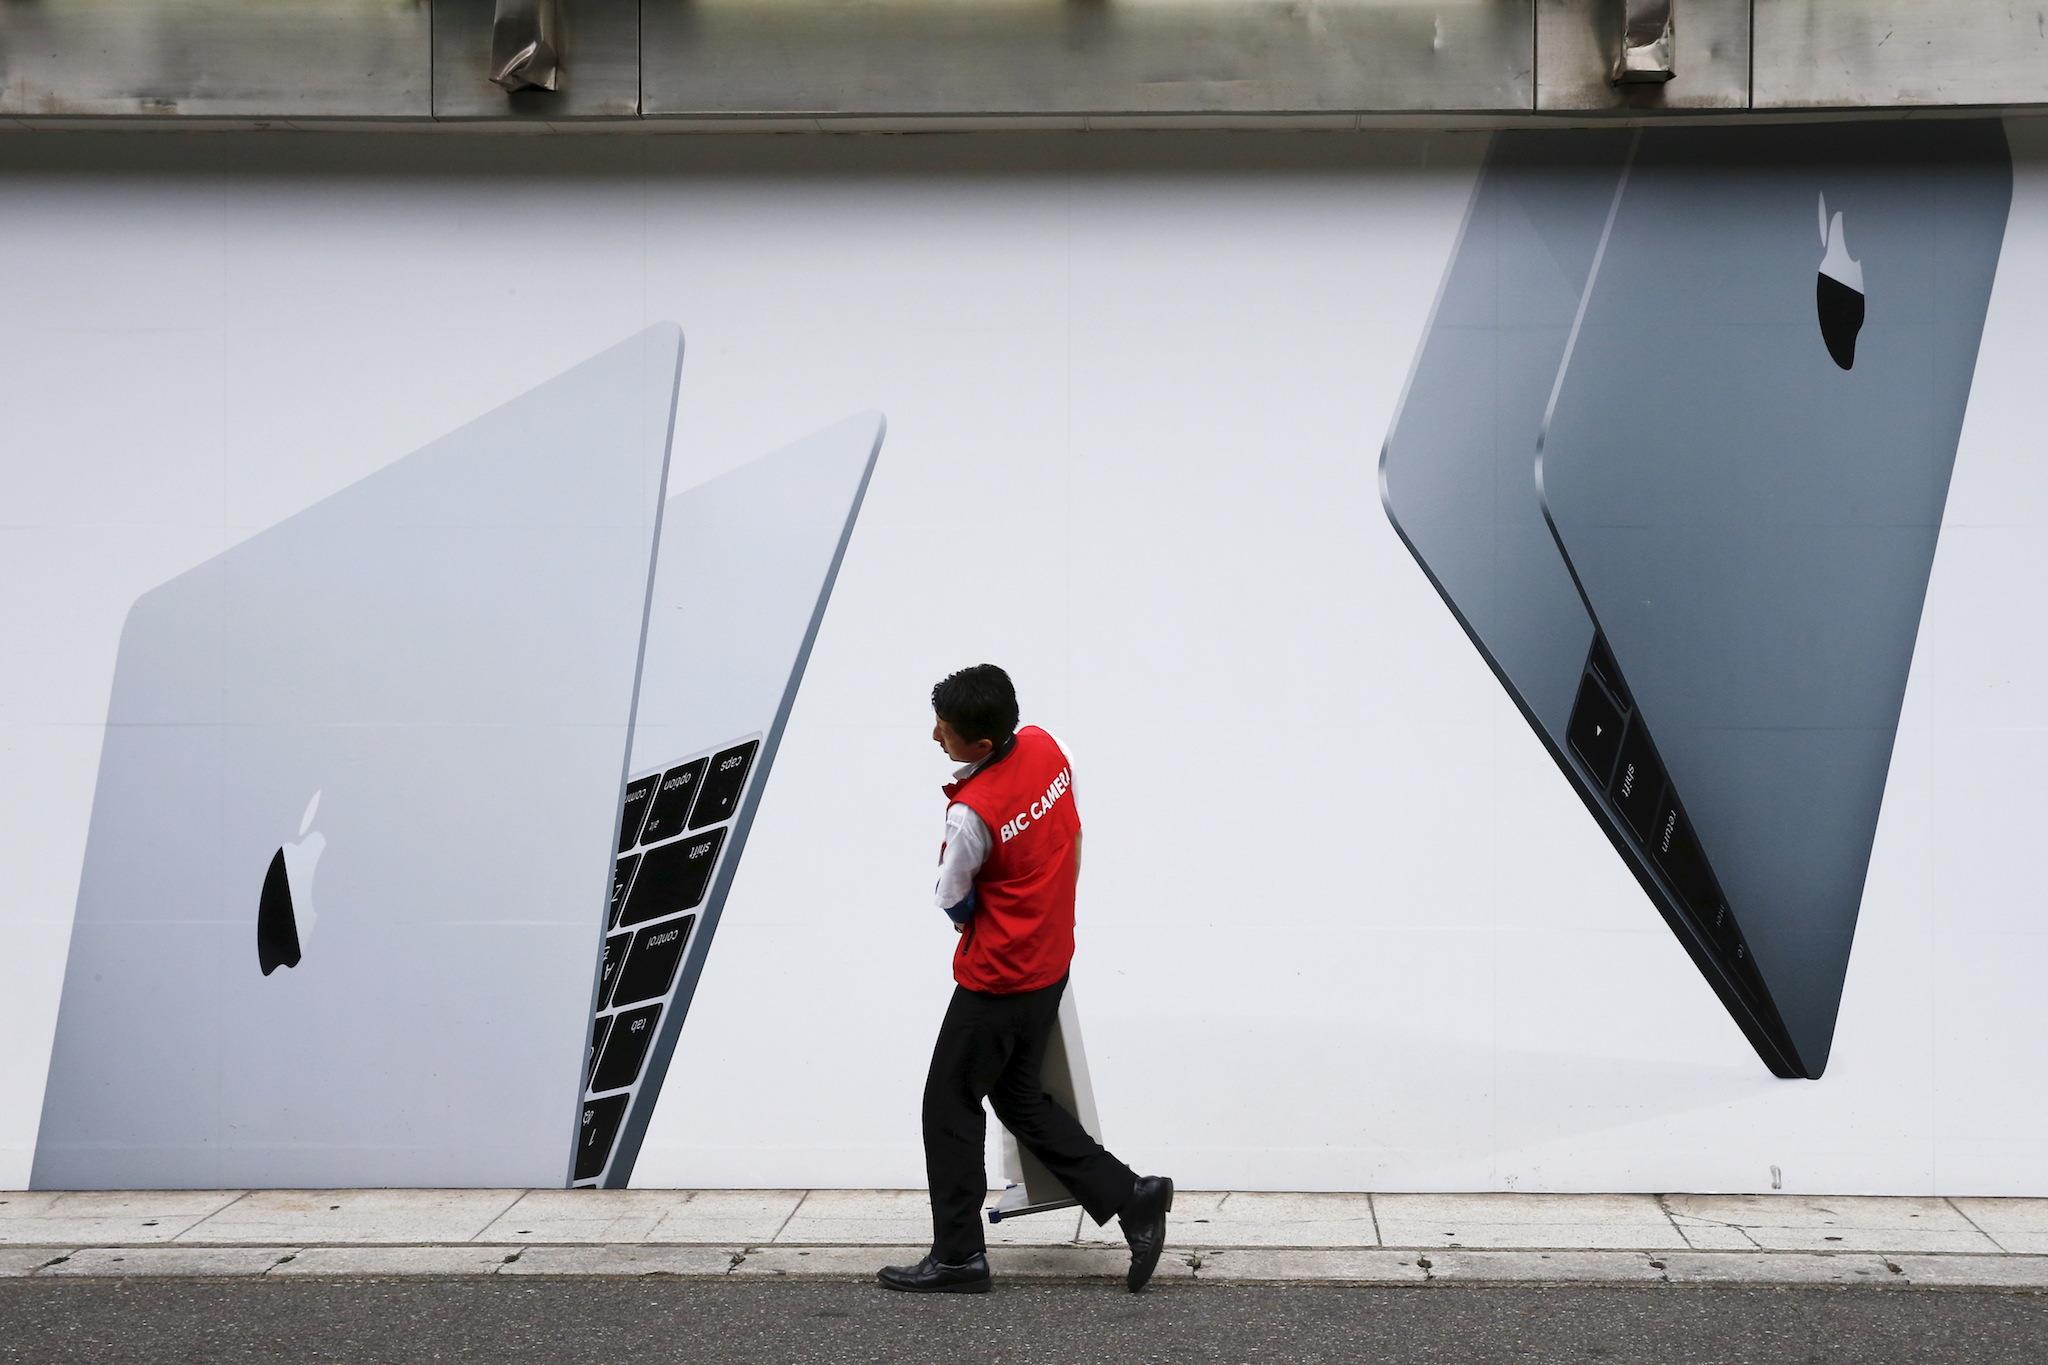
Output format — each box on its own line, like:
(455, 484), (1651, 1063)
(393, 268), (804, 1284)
(639, 0), (1535, 119)
(0, 0), (430, 120)
(1753, 0), (2048, 109)
(5, 0), (2048, 128)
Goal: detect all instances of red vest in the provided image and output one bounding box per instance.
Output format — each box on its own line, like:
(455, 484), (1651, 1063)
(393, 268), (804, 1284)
(942, 726), (1081, 995)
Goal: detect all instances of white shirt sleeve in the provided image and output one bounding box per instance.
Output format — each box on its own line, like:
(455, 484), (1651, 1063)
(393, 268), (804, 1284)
(934, 803), (991, 918)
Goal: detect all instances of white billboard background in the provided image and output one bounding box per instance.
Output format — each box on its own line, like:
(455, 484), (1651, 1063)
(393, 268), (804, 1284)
(1, 123), (2044, 1194)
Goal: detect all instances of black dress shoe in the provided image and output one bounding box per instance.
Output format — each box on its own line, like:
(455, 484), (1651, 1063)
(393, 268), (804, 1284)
(1118, 1175), (1175, 1293)
(876, 1252), (992, 1294)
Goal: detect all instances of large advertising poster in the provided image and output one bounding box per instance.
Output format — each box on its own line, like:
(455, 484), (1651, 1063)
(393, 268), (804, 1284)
(1, 120), (2044, 1194)
(1384, 122), (2012, 1081)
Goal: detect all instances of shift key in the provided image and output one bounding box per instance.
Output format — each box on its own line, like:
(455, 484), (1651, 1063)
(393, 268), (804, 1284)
(619, 827), (724, 926)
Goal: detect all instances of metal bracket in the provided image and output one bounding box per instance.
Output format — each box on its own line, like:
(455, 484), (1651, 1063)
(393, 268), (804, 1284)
(1613, 0), (1676, 84)
(491, 0), (564, 93)
(987, 1183), (1079, 1224)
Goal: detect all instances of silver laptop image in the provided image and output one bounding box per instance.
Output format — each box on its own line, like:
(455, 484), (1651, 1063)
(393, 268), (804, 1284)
(34, 323), (885, 1187)
(1385, 122), (2010, 1077)
(587, 406), (885, 1187)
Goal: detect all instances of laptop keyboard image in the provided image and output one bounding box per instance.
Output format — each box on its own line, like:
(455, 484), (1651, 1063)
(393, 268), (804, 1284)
(1565, 637), (1772, 1009)
(576, 735), (761, 1186)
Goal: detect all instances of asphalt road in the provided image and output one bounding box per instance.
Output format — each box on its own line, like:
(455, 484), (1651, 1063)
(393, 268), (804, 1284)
(4, 1279), (2046, 1365)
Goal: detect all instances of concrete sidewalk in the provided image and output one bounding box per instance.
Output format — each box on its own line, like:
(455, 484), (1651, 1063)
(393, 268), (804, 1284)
(2, 1190), (2046, 1289)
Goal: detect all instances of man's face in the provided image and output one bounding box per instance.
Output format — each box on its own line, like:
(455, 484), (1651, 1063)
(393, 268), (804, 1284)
(933, 714), (994, 766)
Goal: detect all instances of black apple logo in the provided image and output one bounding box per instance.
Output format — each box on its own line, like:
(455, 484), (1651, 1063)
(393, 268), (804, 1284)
(1816, 193), (1864, 371)
(257, 792), (326, 976)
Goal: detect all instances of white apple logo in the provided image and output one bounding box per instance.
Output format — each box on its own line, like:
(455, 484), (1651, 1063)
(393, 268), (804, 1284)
(257, 791), (325, 975)
(1816, 193), (1865, 370)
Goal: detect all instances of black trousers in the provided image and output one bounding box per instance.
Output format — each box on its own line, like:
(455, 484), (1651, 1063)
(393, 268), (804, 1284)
(922, 974), (1138, 1262)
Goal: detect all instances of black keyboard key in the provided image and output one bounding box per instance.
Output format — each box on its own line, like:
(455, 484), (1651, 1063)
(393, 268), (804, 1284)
(640, 758), (709, 845)
(586, 1015), (611, 1088)
(1728, 933), (1763, 989)
(574, 1094), (628, 1182)
(1610, 723), (1664, 841)
(1650, 796), (1718, 913)
(620, 830), (723, 926)
(1587, 635), (1632, 711)
(618, 775), (659, 853)
(688, 741), (758, 830)
(592, 1004), (662, 1093)
(610, 855), (638, 930)
(1701, 898), (1739, 950)
(613, 915), (694, 1007)
(1567, 672), (1626, 789)
(598, 931), (631, 1010)
(1690, 899), (1759, 995)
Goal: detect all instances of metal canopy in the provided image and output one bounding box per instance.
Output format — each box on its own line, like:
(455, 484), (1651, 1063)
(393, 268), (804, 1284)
(3, 0), (2047, 129)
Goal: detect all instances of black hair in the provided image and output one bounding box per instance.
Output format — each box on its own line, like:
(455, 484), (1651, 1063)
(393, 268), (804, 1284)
(931, 664), (1019, 746)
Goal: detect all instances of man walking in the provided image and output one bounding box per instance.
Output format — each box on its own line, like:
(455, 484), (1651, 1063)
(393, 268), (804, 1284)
(878, 664), (1173, 1295)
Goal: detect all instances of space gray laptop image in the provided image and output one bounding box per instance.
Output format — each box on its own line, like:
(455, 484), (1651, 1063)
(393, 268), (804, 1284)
(578, 409), (884, 1187)
(1537, 121), (2012, 1079)
(33, 324), (885, 1188)
(1382, 131), (1800, 1077)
